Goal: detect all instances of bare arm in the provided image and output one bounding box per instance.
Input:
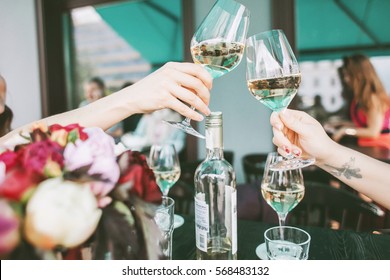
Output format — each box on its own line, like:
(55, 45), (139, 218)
(270, 109), (390, 209)
(0, 62), (212, 145)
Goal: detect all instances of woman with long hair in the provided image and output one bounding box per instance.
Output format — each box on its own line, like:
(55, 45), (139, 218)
(331, 54), (390, 148)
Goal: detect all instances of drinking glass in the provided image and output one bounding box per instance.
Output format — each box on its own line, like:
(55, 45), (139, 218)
(149, 144), (181, 197)
(255, 152), (305, 259)
(264, 226), (310, 260)
(154, 197), (175, 259)
(246, 29), (315, 170)
(165, 0), (250, 139)
(149, 144), (183, 228)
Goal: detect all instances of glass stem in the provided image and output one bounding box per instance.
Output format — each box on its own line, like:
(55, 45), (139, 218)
(277, 213), (287, 240)
(182, 106), (196, 126)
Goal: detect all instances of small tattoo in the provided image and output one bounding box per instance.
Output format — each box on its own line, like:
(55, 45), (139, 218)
(324, 157), (362, 179)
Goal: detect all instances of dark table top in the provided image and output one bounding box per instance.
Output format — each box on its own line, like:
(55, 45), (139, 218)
(172, 216), (390, 260)
(345, 144), (390, 163)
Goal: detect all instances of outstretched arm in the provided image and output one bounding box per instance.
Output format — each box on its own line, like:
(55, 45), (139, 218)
(1, 62), (212, 145)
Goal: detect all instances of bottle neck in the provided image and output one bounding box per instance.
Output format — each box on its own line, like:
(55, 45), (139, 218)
(205, 125), (224, 159)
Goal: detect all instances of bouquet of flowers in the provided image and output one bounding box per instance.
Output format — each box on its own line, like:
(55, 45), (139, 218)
(0, 123), (163, 260)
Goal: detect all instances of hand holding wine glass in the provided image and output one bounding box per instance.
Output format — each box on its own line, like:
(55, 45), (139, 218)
(165, 0), (250, 139)
(246, 29), (315, 170)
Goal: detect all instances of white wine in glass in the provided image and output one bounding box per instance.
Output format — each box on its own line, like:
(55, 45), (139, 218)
(165, 0), (250, 139)
(149, 144), (181, 197)
(246, 29), (314, 170)
(255, 152), (305, 259)
(149, 144), (184, 228)
(261, 152), (305, 227)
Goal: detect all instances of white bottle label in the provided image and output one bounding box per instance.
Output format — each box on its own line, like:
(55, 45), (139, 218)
(195, 195), (209, 252)
(225, 185), (237, 255)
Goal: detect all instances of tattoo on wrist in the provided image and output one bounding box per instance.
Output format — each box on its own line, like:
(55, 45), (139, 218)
(324, 157), (362, 179)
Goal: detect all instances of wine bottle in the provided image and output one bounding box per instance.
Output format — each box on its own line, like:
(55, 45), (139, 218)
(194, 112), (237, 260)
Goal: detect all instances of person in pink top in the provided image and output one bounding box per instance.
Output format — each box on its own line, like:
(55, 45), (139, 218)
(330, 54), (390, 148)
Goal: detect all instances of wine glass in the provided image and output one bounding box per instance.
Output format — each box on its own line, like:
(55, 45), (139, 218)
(255, 151), (305, 259)
(246, 29), (315, 170)
(165, 0), (250, 139)
(149, 144), (184, 228)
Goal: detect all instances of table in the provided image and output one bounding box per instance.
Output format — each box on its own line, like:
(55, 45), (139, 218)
(345, 144), (390, 163)
(172, 216), (390, 260)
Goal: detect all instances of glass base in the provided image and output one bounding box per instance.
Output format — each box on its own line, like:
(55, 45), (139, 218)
(164, 120), (205, 139)
(255, 243), (268, 260)
(269, 156), (315, 171)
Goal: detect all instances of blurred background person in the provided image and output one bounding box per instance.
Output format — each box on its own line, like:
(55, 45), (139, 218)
(325, 54), (390, 148)
(0, 74), (13, 137)
(79, 76), (123, 142)
(120, 108), (186, 154)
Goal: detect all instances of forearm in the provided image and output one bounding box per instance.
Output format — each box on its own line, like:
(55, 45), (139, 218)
(317, 144), (390, 209)
(0, 90), (137, 145)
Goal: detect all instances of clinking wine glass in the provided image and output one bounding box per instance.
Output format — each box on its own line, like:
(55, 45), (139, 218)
(255, 152), (305, 259)
(149, 144), (184, 228)
(246, 29), (315, 170)
(165, 0), (250, 139)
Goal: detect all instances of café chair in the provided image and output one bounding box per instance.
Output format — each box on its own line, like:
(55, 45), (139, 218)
(242, 153), (268, 184)
(289, 181), (385, 232)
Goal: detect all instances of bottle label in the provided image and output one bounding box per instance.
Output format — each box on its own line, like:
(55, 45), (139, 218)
(195, 195), (209, 252)
(225, 185), (237, 255)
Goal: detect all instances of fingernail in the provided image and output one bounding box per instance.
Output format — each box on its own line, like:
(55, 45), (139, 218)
(276, 123), (283, 131)
(293, 149), (301, 156)
(197, 115), (204, 121)
(283, 146), (290, 154)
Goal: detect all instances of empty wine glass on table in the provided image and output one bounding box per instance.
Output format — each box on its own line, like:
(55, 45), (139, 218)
(149, 144), (184, 228)
(255, 152), (305, 259)
(246, 29), (315, 170)
(165, 0), (250, 139)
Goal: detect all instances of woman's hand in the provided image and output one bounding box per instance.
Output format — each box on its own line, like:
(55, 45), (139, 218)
(122, 62), (212, 121)
(270, 109), (337, 164)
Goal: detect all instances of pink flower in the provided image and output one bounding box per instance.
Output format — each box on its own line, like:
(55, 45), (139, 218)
(64, 127), (119, 202)
(0, 199), (20, 256)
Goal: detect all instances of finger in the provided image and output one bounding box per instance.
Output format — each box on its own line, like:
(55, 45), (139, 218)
(272, 127), (293, 153)
(168, 69), (211, 106)
(166, 97), (204, 122)
(165, 62), (213, 90)
(167, 83), (211, 116)
(270, 112), (284, 131)
(279, 109), (312, 135)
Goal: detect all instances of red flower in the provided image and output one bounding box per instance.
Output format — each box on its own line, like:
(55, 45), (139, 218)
(20, 140), (64, 177)
(117, 151), (162, 204)
(49, 124), (88, 141)
(0, 151), (19, 171)
(0, 168), (42, 201)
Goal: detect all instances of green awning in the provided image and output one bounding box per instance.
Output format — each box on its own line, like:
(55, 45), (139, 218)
(296, 0), (390, 61)
(96, 0), (183, 67)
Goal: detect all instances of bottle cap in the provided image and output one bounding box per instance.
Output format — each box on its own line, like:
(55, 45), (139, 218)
(205, 111), (222, 127)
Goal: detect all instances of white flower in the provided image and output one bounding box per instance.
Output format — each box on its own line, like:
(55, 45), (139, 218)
(24, 177), (102, 250)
